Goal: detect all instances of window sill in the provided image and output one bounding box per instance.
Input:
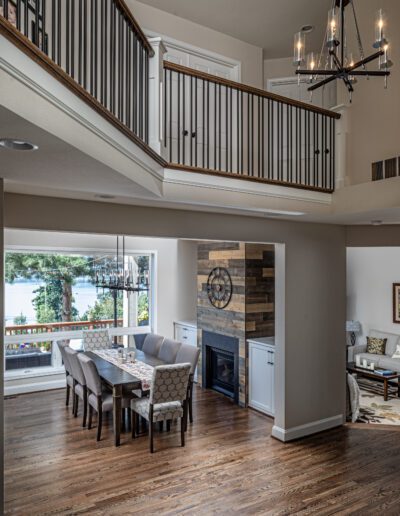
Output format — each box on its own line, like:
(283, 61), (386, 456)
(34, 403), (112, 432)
(5, 366), (65, 381)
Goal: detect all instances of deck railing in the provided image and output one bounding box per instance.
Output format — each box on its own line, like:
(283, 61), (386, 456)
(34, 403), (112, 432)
(5, 318), (123, 336)
(163, 62), (340, 192)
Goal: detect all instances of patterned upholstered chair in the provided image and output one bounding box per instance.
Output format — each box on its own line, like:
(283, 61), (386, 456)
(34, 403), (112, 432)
(130, 363), (191, 453)
(78, 354), (133, 441)
(175, 344), (200, 427)
(82, 329), (111, 351)
(157, 338), (181, 363)
(65, 347), (88, 427)
(57, 341), (74, 408)
(142, 334), (164, 356)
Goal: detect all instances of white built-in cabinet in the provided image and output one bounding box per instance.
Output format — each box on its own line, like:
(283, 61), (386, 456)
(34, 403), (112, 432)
(248, 337), (275, 417)
(174, 320), (198, 382)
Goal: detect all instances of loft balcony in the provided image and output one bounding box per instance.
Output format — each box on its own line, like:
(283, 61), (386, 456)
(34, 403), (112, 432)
(0, 0), (342, 217)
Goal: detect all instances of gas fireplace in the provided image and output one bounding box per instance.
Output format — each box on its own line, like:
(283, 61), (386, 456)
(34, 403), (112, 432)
(202, 330), (239, 403)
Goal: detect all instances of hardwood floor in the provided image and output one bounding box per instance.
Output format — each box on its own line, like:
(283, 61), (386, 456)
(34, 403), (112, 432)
(5, 387), (400, 515)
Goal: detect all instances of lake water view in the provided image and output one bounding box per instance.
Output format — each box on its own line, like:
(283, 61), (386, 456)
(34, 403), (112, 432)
(5, 278), (98, 326)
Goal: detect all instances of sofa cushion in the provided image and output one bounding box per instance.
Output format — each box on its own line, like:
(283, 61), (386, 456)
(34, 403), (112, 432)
(392, 344), (400, 359)
(366, 337), (386, 355)
(370, 330), (400, 357)
(378, 356), (400, 373)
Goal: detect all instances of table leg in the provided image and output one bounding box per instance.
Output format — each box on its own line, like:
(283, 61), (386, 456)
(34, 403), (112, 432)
(113, 385), (122, 446)
(384, 379), (388, 402)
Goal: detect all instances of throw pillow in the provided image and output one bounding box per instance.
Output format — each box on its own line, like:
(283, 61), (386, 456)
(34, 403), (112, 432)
(366, 336), (387, 355)
(392, 344), (400, 359)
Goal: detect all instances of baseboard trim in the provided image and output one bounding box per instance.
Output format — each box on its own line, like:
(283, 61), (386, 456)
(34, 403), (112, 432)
(272, 414), (344, 442)
(5, 378), (66, 396)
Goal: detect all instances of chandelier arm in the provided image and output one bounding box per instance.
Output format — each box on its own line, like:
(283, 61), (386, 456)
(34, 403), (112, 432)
(349, 70), (390, 76)
(307, 74), (338, 92)
(296, 69), (337, 75)
(346, 50), (383, 72)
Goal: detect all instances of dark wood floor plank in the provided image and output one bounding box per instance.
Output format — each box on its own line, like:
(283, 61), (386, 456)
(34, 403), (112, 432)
(5, 388), (400, 515)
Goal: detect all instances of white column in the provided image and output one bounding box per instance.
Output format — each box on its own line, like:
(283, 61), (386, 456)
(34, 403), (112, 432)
(333, 104), (348, 189)
(148, 37), (167, 157)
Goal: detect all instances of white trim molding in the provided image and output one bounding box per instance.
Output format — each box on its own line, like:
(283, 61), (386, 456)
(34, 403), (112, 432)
(271, 414), (344, 442)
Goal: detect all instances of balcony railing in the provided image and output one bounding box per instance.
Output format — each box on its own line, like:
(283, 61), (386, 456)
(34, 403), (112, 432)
(163, 62), (340, 192)
(0, 0), (165, 163)
(0, 1), (340, 193)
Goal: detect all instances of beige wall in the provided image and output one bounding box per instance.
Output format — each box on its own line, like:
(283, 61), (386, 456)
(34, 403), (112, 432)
(5, 230), (197, 339)
(342, 0), (400, 186)
(4, 193), (346, 433)
(264, 56), (294, 88)
(127, 0), (264, 88)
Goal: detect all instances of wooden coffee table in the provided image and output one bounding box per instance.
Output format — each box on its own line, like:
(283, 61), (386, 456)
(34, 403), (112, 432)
(347, 362), (400, 401)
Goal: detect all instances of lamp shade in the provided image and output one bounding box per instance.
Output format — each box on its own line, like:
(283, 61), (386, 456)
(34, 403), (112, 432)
(346, 320), (361, 332)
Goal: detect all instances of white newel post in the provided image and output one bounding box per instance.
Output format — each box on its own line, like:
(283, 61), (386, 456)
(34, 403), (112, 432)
(333, 104), (348, 189)
(148, 37), (167, 157)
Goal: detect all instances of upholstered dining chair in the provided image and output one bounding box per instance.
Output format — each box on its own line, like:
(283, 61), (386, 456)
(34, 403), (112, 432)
(64, 347), (88, 427)
(82, 329), (111, 351)
(130, 363), (191, 453)
(175, 344), (200, 426)
(142, 333), (164, 356)
(57, 341), (74, 408)
(77, 354), (133, 441)
(158, 338), (181, 363)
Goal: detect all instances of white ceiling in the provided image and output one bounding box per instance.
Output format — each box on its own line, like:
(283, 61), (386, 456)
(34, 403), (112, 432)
(136, 0), (332, 58)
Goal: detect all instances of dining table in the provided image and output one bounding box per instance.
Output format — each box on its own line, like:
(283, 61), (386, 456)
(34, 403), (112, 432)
(83, 348), (165, 446)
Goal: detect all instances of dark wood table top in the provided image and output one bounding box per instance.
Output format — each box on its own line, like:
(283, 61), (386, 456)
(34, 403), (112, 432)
(84, 349), (165, 388)
(347, 362), (400, 380)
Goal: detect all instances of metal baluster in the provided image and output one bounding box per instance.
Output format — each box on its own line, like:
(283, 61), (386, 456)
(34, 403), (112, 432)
(261, 97), (264, 178)
(57, 0), (61, 66)
(195, 76), (198, 167)
(331, 118), (335, 190)
(202, 78), (205, 168)
(177, 71), (181, 164)
(225, 85), (228, 172)
(258, 96), (261, 178)
(139, 46), (143, 138)
(214, 83), (217, 169)
(133, 35), (137, 134)
(169, 69), (172, 160)
(119, 10), (123, 122)
(83, 0), (87, 89)
(126, 25), (130, 128)
(78, 0), (82, 84)
(182, 72), (186, 164)
(207, 81), (210, 169)
(110, 1), (115, 114)
(229, 87), (232, 173)
(218, 83), (221, 170)
(236, 89), (239, 174)
(145, 51), (149, 143)
(240, 91), (243, 174)
(35, 0), (40, 49)
(71, 0), (75, 79)
(190, 75), (193, 166)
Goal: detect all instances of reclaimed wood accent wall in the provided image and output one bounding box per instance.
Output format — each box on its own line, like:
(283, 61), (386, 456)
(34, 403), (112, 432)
(197, 242), (275, 406)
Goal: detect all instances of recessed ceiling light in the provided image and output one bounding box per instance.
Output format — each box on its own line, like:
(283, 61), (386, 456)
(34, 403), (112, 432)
(301, 25), (314, 34)
(0, 138), (38, 151)
(94, 194), (116, 200)
(371, 220), (383, 226)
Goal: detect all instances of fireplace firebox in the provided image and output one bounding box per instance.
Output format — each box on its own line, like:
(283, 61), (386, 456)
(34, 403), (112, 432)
(202, 330), (239, 403)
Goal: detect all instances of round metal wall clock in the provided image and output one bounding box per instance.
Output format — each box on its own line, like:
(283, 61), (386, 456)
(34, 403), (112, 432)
(207, 267), (233, 309)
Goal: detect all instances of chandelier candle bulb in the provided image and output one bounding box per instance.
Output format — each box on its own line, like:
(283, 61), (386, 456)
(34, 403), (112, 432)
(374, 9), (387, 48)
(293, 31), (305, 66)
(327, 8), (338, 46)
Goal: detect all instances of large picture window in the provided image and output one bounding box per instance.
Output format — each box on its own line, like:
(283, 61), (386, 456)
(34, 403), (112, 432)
(5, 250), (153, 373)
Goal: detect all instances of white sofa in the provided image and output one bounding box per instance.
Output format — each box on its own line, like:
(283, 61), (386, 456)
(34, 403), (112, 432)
(348, 329), (400, 371)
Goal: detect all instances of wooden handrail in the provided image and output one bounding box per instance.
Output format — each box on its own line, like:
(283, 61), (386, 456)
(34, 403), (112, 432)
(163, 61), (341, 120)
(115, 0), (154, 57)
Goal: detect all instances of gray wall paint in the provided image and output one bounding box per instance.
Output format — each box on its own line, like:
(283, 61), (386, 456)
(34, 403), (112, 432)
(4, 193), (347, 431)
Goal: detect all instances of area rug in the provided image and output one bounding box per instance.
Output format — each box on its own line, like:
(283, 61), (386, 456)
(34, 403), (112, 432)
(358, 387), (400, 425)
